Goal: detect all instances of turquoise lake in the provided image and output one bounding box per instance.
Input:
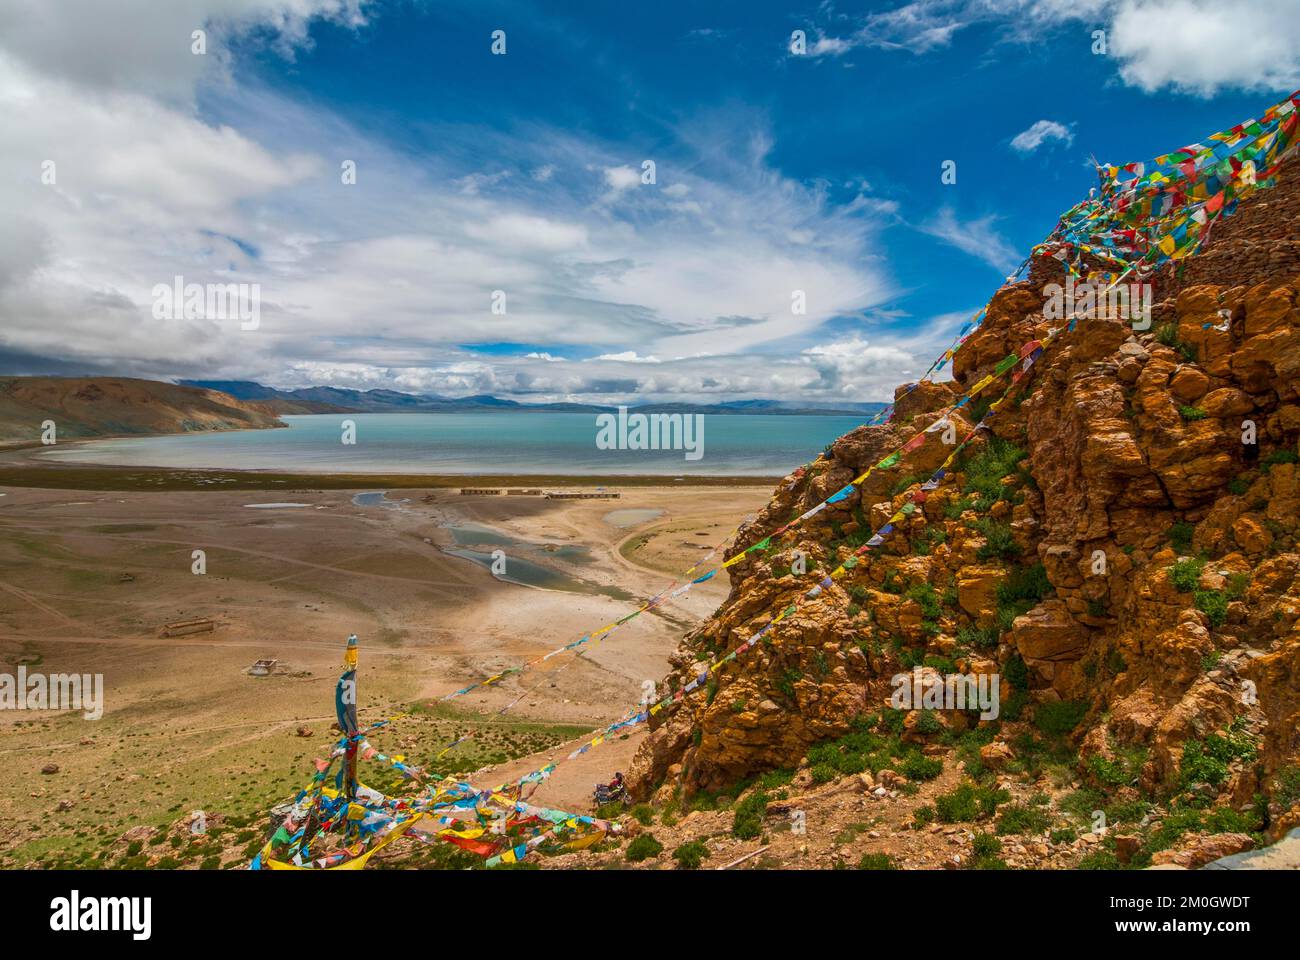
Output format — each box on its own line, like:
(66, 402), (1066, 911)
(40, 412), (868, 476)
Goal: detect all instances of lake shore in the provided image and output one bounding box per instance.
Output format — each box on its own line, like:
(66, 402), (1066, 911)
(0, 440), (782, 491)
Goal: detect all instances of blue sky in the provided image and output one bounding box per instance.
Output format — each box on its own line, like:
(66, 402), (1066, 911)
(2, 0), (1298, 402)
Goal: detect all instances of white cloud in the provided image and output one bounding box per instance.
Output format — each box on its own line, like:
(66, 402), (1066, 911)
(462, 214), (589, 253)
(267, 319), (967, 404)
(602, 165), (641, 191)
(798, 1), (981, 57)
(846, 194), (902, 218)
(798, 0), (1300, 96)
(454, 170), (511, 195)
(809, 35), (855, 56)
(1010, 119), (1074, 153)
(1108, 0), (1300, 95)
(794, 307), (979, 397)
(0, 0), (371, 103)
(0, 2), (902, 402)
(919, 207), (1021, 274)
(800, 337), (919, 396)
(592, 352), (662, 364)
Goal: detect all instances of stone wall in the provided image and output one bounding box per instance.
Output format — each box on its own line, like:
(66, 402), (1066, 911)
(1026, 150), (1300, 300)
(1156, 151), (1300, 298)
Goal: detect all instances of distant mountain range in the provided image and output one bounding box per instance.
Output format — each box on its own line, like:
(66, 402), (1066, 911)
(180, 380), (890, 417)
(0, 375), (890, 446)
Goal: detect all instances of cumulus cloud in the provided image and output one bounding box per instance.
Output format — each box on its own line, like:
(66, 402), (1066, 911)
(1010, 119), (1074, 153)
(0, 0), (910, 402)
(1108, 0), (1300, 96)
(602, 165), (642, 191)
(0, 0), (371, 103)
(267, 314), (967, 405)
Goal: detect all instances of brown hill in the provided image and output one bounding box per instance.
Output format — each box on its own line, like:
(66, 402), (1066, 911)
(0, 376), (286, 443)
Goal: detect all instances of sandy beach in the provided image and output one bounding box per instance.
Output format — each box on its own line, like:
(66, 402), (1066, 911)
(0, 477), (773, 863)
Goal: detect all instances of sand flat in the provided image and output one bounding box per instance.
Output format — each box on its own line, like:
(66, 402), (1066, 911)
(0, 480), (770, 865)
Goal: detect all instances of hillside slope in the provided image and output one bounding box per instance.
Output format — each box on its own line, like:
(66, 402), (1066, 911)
(617, 154), (1300, 869)
(0, 376), (286, 443)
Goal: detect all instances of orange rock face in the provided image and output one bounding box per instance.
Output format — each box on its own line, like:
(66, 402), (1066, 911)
(627, 222), (1300, 834)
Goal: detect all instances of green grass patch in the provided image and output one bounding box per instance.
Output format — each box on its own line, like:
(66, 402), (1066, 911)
(1194, 589), (1229, 628)
(930, 781), (1010, 823)
(1179, 726), (1256, 789)
(672, 840), (710, 870)
(973, 518), (1020, 561)
(1170, 556), (1205, 592)
(1034, 700), (1088, 738)
(1261, 449), (1299, 472)
(1166, 521), (1196, 553)
(857, 852), (896, 870)
(625, 834), (663, 863)
(1155, 324), (1197, 362)
(961, 436), (1028, 511)
(805, 714), (942, 786)
(957, 623), (1000, 650)
(995, 561), (1050, 632)
(995, 803), (1051, 835)
(970, 832), (1009, 867)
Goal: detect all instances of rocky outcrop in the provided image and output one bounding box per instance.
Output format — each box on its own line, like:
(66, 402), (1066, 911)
(1150, 832), (1254, 869)
(627, 167), (1300, 843)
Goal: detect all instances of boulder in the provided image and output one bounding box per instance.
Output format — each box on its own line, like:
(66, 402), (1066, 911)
(978, 741), (1014, 770)
(1170, 366), (1211, 402)
(1150, 833), (1254, 869)
(1013, 600), (1089, 662)
(1232, 515), (1273, 555)
(957, 565), (1007, 623)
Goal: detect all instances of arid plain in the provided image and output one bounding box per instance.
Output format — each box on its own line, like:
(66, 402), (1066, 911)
(0, 469), (772, 867)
